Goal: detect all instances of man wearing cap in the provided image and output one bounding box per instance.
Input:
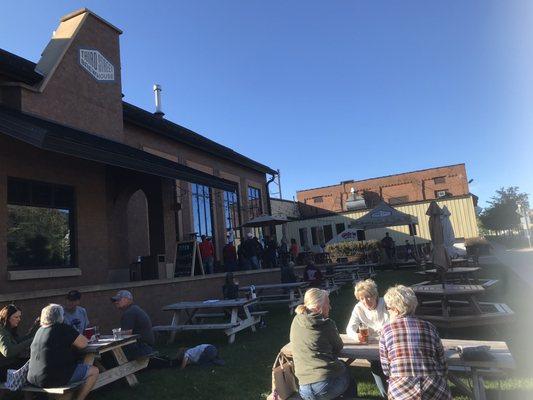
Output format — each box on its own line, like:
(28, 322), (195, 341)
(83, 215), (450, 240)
(111, 290), (154, 358)
(64, 290), (90, 335)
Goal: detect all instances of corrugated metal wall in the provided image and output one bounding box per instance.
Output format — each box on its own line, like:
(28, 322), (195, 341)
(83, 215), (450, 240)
(282, 196), (479, 249)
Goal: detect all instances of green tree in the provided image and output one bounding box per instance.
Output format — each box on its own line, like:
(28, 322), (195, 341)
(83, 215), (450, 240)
(480, 186), (529, 233)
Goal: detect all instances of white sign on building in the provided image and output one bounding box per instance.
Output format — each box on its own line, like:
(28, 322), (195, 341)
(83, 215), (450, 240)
(79, 49), (114, 81)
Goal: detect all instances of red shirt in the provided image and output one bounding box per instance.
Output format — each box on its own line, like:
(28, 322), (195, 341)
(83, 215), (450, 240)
(199, 240), (214, 258)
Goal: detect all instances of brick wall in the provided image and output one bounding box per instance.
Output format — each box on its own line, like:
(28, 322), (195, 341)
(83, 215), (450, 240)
(297, 164), (469, 215)
(2, 268), (301, 334)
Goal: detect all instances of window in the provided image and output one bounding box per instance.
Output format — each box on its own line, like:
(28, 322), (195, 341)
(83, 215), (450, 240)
(435, 189), (450, 198)
(389, 196), (409, 205)
(311, 226), (324, 246)
(299, 228), (308, 247)
(192, 184), (213, 240)
(335, 223), (346, 234)
(248, 186), (262, 219)
(313, 196), (323, 204)
(434, 176), (446, 184)
(223, 190), (240, 244)
(7, 178), (75, 270)
(323, 225), (333, 243)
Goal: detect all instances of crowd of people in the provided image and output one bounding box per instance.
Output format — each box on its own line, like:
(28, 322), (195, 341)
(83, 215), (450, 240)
(0, 289), (158, 399)
(199, 232), (304, 274)
(290, 280), (452, 400)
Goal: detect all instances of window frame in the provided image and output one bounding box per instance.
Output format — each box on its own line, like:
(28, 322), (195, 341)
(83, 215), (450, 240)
(6, 177), (77, 270)
(191, 183), (214, 241)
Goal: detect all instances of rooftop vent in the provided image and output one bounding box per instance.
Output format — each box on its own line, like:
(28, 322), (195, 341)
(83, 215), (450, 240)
(153, 84), (164, 118)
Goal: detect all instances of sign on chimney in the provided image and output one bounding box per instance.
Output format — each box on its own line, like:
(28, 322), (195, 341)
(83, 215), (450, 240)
(79, 49), (114, 81)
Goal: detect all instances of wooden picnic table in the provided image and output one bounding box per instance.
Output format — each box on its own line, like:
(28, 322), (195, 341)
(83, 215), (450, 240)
(157, 298), (259, 344)
(239, 282), (308, 314)
(281, 334), (515, 400)
(416, 267), (481, 284)
(83, 334), (149, 390)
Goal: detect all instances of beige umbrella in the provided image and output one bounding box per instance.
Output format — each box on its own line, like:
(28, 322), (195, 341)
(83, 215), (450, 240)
(426, 202), (450, 279)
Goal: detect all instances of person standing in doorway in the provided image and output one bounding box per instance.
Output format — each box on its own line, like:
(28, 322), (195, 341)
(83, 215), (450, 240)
(199, 235), (215, 274)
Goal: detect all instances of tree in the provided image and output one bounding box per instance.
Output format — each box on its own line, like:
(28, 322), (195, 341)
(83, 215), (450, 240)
(480, 187), (529, 233)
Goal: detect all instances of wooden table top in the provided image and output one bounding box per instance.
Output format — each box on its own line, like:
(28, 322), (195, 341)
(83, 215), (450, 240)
(419, 267), (481, 274)
(413, 284), (485, 296)
(240, 282), (308, 291)
(83, 334), (139, 353)
(163, 298), (257, 311)
(282, 334), (515, 370)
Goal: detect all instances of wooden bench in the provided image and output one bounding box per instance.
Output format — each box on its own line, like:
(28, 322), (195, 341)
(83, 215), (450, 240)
(192, 310), (268, 321)
(0, 382), (82, 399)
(153, 322), (239, 332)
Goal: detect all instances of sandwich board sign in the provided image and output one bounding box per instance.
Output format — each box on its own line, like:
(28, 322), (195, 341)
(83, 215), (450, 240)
(174, 240), (204, 277)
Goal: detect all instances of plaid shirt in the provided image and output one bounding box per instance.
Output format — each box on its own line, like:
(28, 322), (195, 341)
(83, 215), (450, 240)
(379, 316), (451, 400)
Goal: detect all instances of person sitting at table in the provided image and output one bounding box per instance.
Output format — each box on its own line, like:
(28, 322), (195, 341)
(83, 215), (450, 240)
(175, 344), (225, 369)
(111, 290), (155, 359)
(63, 290), (90, 335)
(0, 304), (40, 381)
(380, 285), (451, 400)
(281, 261), (298, 283)
(303, 262), (323, 288)
(290, 288), (356, 400)
(27, 304), (98, 400)
(222, 273), (239, 300)
(346, 279), (389, 397)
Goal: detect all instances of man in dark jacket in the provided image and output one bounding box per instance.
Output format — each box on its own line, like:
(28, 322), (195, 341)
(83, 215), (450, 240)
(242, 233), (261, 269)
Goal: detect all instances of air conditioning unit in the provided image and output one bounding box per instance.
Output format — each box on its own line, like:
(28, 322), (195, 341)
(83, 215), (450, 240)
(436, 190), (447, 198)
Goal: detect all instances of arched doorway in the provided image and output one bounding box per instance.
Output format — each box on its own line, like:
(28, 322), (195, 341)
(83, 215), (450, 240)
(126, 189), (150, 265)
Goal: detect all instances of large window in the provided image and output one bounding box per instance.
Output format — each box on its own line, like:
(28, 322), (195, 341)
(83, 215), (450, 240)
(323, 225), (333, 243)
(7, 178), (75, 270)
(192, 184), (213, 240)
(335, 223), (346, 235)
(248, 186), (262, 219)
(223, 190), (240, 244)
(299, 228), (308, 247)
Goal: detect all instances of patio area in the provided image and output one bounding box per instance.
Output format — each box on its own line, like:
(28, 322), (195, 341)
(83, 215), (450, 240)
(87, 260), (533, 400)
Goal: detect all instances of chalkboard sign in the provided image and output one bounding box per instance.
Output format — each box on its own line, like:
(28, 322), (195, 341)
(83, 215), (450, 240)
(174, 240), (204, 277)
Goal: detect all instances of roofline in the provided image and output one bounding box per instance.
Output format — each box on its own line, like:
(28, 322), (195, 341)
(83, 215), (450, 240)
(123, 101), (277, 175)
(0, 48), (43, 86)
(293, 193), (475, 221)
(297, 163), (466, 193)
(61, 8), (123, 34)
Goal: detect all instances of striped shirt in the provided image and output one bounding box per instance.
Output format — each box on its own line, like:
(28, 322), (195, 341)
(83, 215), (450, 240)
(379, 316), (451, 400)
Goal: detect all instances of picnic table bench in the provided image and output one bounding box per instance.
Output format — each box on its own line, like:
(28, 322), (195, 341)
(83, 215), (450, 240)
(0, 334), (148, 399)
(153, 298), (260, 344)
(239, 282), (308, 314)
(416, 267), (482, 284)
(281, 334), (515, 400)
(413, 283), (514, 328)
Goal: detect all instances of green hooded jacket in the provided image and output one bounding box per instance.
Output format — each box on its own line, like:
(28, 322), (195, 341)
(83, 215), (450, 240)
(289, 311), (346, 385)
(0, 325), (34, 368)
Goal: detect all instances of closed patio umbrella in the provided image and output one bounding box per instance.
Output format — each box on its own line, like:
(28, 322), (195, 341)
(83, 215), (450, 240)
(441, 206), (457, 258)
(426, 202), (450, 274)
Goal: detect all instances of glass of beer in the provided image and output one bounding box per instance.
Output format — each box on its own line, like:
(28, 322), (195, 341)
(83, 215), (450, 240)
(358, 324), (369, 344)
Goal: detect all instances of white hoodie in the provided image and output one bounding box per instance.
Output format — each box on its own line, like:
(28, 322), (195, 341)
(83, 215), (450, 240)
(345, 297), (389, 342)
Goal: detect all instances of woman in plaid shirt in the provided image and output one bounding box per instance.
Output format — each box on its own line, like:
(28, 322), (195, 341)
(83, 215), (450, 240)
(379, 285), (451, 400)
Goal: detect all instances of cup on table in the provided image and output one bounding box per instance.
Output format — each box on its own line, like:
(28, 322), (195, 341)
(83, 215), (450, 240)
(112, 328), (122, 340)
(358, 325), (369, 344)
(83, 327), (96, 341)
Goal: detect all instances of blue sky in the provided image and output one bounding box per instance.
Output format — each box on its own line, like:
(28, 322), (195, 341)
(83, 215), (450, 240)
(2, 1), (532, 207)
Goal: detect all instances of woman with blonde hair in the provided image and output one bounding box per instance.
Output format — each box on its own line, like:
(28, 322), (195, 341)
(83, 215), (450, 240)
(290, 288), (356, 400)
(345, 279), (389, 397)
(379, 285), (451, 400)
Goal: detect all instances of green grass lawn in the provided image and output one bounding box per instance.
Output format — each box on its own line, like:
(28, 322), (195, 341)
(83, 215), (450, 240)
(92, 262), (533, 400)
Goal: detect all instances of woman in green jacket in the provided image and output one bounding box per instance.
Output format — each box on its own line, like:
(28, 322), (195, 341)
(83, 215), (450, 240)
(0, 304), (38, 380)
(290, 288), (356, 400)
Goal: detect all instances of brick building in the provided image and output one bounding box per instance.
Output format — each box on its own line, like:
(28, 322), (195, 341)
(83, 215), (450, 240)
(0, 8), (276, 302)
(297, 164), (472, 216)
